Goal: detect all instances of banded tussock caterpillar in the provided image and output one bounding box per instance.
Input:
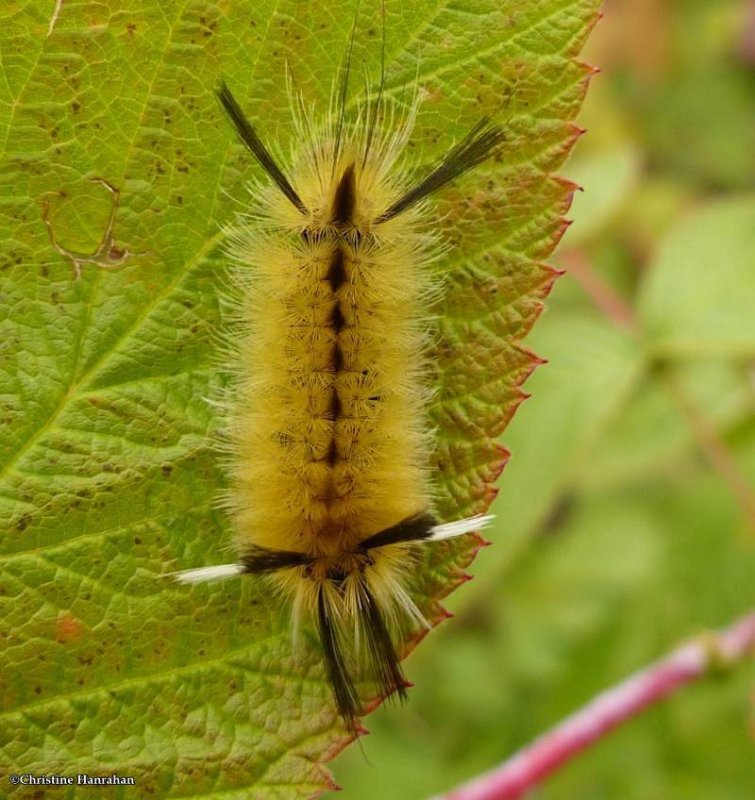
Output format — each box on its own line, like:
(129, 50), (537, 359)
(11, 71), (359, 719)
(175, 20), (503, 731)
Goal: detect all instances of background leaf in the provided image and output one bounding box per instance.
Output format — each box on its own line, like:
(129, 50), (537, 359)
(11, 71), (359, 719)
(1, 0), (598, 796)
(637, 197), (755, 358)
(337, 1), (755, 796)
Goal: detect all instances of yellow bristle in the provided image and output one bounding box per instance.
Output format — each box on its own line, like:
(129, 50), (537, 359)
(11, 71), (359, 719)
(175, 72), (502, 729)
(227, 128), (432, 561)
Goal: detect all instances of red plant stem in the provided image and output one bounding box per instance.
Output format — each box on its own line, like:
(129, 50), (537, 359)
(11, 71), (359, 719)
(559, 249), (637, 333)
(436, 612), (755, 800)
(660, 371), (755, 535)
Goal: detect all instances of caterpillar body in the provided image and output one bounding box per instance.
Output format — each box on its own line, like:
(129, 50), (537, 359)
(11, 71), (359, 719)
(176, 66), (502, 728)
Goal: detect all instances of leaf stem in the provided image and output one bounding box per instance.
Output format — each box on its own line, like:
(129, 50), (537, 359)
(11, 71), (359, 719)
(562, 247), (755, 535)
(560, 249), (637, 333)
(433, 612), (755, 800)
(659, 369), (755, 535)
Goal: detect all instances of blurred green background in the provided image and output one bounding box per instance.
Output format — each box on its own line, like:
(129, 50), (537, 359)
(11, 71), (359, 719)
(336, 1), (755, 797)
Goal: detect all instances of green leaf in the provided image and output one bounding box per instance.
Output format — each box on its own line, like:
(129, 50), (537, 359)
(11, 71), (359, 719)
(577, 359), (753, 491)
(1, 0), (599, 795)
(459, 309), (644, 592)
(638, 196), (755, 358)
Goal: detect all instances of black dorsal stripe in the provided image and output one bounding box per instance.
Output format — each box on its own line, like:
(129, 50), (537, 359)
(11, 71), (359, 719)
(326, 249), (347, 291)
(326, 438), (339, 466)
(332, 164), (356, 225)
(331, 303), (346, 333)
(332, 341), (343, 371)
(329, 388), (341, 419)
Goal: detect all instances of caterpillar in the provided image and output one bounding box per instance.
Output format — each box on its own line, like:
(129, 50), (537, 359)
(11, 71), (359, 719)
(175, 38), (503, 731)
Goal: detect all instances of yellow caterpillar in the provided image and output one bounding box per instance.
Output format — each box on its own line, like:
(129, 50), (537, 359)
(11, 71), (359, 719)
(175, 69), (499, 729)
